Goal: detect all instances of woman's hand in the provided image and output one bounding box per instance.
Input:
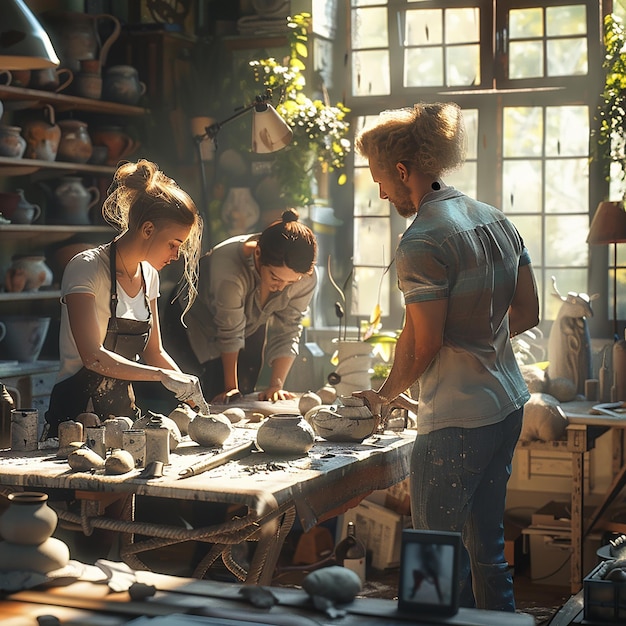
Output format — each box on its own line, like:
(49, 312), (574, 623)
(258, 386), (296, 402)
(160, 370), (209, 413)
(211, 388), (243, 405)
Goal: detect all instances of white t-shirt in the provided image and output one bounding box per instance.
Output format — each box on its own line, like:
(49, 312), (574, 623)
(56, 244), (160, 383)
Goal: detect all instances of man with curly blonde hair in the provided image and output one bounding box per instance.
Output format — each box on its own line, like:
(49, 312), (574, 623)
(354, 102), (539, 612)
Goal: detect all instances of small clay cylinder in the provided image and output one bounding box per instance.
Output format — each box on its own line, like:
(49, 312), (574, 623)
(584, 379), (599, 402)
(58, 420), (83, 449)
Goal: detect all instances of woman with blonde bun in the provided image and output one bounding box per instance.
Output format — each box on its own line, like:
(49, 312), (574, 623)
(44, 159), (207, 438)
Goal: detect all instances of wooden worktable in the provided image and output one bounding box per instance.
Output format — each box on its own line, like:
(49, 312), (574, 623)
(0, 425), (415, 585)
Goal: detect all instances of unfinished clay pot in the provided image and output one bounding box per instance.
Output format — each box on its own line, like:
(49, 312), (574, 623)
(188, 412), (233, 447)
(256, 413), (315, 455)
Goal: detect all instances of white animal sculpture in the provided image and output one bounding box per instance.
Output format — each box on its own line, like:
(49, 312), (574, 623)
(547, 277), (598, 395)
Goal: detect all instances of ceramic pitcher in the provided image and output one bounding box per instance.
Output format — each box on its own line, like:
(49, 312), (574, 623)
(41, 11), (121, 72)
(22, 104), (61, 162)
(102, 65), (146, 105)
(44, 176), (100, 225)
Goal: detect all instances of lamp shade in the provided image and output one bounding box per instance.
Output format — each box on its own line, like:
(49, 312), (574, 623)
(587, 201), (626, 245)
(252, 104), (293, 154)
(0, 0), (59, 70)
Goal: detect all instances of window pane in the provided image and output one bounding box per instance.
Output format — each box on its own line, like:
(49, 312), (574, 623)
(545, 158), (588, 213)
(352, 50), (390, 95)
(447, 162), (477, 198)
(509, 41), (544, 79)
(352, 7), (388, 47)
(447, 44), (480, 86)
(463, 109), (478, 160)
(354, 168), (390, 216)
(510, 215), (542, 267)
(352, 0), (382, 6)
(545, 215), (589, 266)
(353, 217), (391, 266)
(405, 9), (442, 45)
(546, 5), (586, 36)
(446, 8), (480, 44)
(510, 8), (543, 38)
(545, 106), (589, 157)
(547, 38), (587, 76)
(502, 160), (543, 213)
(351, 266), (391, 318)
(404, 48), (443, 87)
(503, 107), (543, 158)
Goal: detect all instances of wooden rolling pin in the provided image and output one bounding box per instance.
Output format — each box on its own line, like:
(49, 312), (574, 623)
(177, 440), (258, 479)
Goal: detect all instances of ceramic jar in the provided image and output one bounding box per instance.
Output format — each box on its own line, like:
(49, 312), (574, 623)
(48, 176), (100, 225)
(90, 125), (137, 165)
(256, 413), (316, 455)
(0, 491), (70, 575)
(102, 65), (146, 105)
(57, 120), (93, 164)
(8, 255), (53, 292)
(0, 492), (57, 545)
(22, 105), (61, 162)
(0, 126), (27, 158)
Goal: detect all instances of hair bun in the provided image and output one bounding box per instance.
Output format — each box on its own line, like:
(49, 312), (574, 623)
(282, 208), (299, 223)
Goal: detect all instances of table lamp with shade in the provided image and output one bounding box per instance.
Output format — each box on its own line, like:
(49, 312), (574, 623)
(587, 200), (626, 339)
(0, 0), (60, 69)
(193, 89), (293, 246)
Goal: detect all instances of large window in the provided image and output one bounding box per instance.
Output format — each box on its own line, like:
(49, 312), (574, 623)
(348, 0), (604, 331)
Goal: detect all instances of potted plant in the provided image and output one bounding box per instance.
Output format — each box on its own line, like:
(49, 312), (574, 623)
(246, 12), (351, 208)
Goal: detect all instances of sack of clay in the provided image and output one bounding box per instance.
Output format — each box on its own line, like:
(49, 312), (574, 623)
(520, 392), (568, 442)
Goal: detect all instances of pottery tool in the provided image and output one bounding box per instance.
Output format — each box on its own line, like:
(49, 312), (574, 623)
(177, 440), (257, 479)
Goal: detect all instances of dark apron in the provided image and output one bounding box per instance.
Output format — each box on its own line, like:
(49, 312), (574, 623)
(44, 241), (152, 437)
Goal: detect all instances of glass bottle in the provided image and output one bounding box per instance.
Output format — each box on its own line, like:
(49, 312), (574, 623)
(335, 520), (366, 583)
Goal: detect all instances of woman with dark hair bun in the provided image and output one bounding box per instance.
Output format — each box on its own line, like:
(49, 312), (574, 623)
(165, 208), (318, 404)
(44, 159), (207, 438)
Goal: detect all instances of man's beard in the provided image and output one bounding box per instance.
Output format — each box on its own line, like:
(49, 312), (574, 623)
(390, 183), (416, 218)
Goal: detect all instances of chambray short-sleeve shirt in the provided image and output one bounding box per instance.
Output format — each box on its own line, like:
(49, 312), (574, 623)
(396, 186), (531, 434)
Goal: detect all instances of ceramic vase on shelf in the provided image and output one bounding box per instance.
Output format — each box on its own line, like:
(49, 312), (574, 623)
(42, 176), (100, 225)
(57, 120), (93, 164)
(8, 255), (53, 292)
(0, 126), (27, 158)
(0, 492), (70, 575)
(256, 413), (316, 455)
(22, 104), (61, 162)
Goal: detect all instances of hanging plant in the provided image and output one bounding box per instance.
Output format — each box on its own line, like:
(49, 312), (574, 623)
(247, 12), (351, 207)
(595, 13), (626, 194)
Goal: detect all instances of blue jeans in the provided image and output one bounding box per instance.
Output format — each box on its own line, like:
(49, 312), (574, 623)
(409, 408), (523, 612)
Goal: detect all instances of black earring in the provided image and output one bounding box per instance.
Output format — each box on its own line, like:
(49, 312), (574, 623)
(431, 181), (441, 191)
